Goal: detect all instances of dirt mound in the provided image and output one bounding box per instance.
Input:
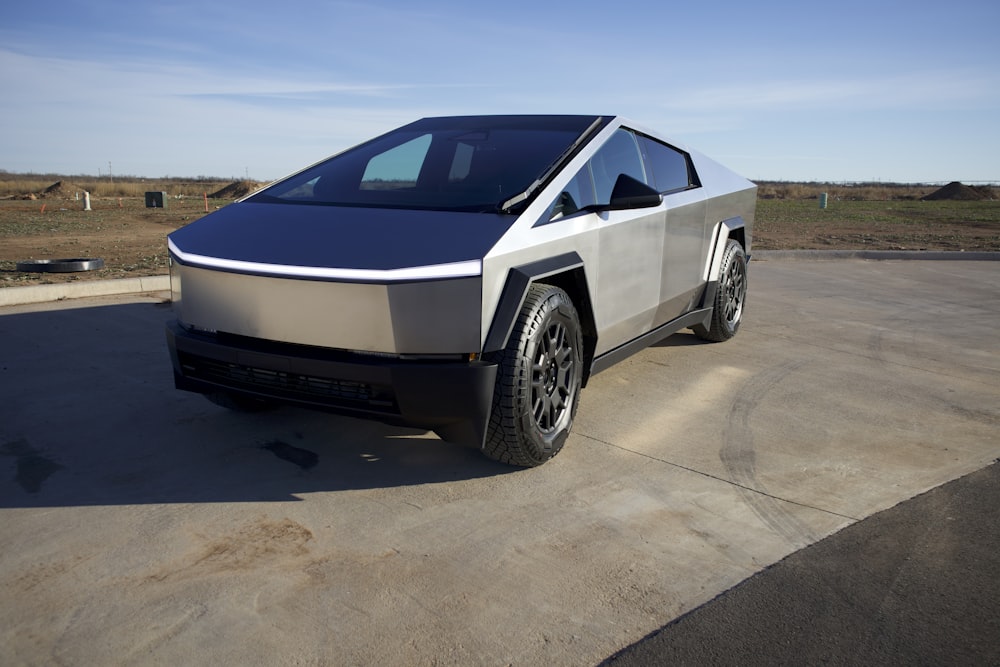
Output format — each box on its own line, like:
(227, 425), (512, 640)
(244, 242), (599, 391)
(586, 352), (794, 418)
(209, 180), (262, 199)
(41, 181), (86, 198)
(921, 182), (990, 201)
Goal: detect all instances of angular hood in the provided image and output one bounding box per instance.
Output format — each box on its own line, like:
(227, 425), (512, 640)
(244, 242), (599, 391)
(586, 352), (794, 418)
(168, 201), (517, 280)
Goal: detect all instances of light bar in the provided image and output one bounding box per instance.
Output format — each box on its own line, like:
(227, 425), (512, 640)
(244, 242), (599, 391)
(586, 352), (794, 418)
(167, 239), (481, 282)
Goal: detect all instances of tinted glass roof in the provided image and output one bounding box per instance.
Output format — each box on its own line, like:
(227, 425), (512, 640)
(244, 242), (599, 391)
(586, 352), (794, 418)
(251, 115), (609, 213)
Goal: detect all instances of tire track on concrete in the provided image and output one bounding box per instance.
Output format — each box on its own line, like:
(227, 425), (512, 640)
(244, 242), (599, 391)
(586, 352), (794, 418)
(721, 360), (819, 547)
(866, 301), (924, 367)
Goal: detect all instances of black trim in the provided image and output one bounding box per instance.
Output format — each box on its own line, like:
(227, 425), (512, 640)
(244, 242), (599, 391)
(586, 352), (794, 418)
(589, 308), (713, 376)
(500, 116), (608, 212)
(483, 252), (585, 353)
(698, 217), (747, 308)
(698, 280), (719, 310)
(166, 321), (497, 448)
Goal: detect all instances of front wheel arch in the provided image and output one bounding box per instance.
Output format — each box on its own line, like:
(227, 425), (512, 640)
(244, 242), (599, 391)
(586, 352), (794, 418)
(484, 258), (597, 387)
(482, 283), (584, 467)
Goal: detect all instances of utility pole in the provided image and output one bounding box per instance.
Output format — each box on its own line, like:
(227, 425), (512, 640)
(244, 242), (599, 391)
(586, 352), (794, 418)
(109, 161), (113, 184)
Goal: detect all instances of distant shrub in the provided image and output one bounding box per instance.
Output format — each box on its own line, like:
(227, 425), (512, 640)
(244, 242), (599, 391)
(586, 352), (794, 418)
(755, 181), (941, 201)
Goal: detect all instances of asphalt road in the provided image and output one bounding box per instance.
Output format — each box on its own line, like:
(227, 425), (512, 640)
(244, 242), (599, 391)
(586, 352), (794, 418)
(604, 460), (1000, 666)
(1, 258), (998, 665)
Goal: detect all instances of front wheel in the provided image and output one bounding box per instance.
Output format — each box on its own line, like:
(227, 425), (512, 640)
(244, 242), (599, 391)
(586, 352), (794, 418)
(694, 238), (747, 342)
(484, 284), (583, 467)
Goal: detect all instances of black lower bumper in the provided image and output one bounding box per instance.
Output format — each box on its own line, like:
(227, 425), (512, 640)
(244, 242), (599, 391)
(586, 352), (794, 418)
(165, 321), (497, 448)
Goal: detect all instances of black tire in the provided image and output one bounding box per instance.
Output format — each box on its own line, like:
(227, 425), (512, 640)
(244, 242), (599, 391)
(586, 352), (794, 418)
(16, 258), (104, 273)
(484, 283), (583, 467)
(694, 239), (747, 342)
(205, 391), (276, 413)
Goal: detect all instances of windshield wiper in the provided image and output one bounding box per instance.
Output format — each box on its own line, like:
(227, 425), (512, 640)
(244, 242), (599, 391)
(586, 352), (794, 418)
(499, 117), (605, 213)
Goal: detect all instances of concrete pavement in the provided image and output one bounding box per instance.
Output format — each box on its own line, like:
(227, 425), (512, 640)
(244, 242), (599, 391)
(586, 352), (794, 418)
(1, 256), (998, 665)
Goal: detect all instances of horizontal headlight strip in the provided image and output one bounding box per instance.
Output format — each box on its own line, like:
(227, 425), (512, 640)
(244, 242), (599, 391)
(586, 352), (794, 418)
(167, 239), (482, 282)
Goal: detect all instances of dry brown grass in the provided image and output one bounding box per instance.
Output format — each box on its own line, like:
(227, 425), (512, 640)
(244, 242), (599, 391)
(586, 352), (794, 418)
(0, 173), (238, 199)
(755, 181), (998, 201)
(4, 172), (996, 202)
(1, 188), (997, 288)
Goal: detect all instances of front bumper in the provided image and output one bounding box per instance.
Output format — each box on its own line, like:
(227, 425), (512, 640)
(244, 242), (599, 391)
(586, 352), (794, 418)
(166, 321), (497, 448)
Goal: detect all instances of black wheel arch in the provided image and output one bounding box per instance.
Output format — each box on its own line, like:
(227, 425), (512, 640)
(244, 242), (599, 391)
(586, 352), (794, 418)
(728, 224), (747, 254)
(484, 253), (598, 387)
(699, 216), (749, 310)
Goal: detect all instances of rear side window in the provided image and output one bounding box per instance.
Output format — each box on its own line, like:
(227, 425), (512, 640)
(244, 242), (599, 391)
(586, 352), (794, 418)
(640, 136), (698, 193)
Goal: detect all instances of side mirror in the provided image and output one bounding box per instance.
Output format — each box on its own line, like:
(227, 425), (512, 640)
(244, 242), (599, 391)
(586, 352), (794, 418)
(609, 174), (662, 210)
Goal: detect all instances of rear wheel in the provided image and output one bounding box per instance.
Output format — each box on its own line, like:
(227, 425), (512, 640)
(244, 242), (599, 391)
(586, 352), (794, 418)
(694, 238), (747, 342)
(484, 284), (583, 467)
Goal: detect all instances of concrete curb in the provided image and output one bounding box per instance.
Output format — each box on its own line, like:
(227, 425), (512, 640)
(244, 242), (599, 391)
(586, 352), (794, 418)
(0, 275), (170, 307)
(754, 250), (999, 261)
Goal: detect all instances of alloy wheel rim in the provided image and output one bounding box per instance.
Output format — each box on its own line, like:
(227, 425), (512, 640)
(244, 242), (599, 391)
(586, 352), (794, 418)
(530, 320), (575, 433)
(723, 258), (746, 325)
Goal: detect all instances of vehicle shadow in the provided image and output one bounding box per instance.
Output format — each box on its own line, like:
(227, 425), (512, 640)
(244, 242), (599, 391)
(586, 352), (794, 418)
(0, 300), (515, 509)
(652, 330), (711, 347)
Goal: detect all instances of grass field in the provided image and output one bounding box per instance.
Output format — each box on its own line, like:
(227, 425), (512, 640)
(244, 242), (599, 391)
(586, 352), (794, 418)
(753, 198), (1000, 250)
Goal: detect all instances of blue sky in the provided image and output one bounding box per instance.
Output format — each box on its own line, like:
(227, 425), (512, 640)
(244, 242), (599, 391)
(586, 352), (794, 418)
(2, 0), (998, 183)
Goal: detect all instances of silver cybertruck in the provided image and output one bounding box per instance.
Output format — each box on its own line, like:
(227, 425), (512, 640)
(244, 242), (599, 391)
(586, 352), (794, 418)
(166, 115), (756, 466)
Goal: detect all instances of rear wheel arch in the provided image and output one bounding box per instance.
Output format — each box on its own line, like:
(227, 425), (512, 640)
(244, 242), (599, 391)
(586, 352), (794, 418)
(727, 224), (747, 253)
(709, 217), (747, 272)
(694, 237), (748, 341)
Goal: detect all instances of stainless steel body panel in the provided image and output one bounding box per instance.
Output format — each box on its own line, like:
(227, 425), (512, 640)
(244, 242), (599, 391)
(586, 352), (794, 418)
(594, 206), (665, 351)
(482, 118), (754, 359)
(166, 114), (756, 449)
(171, 262), (482, 355)
(655, 188), (709, 327)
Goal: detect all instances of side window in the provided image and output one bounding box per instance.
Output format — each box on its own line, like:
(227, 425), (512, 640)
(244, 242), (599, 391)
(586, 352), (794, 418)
(545, 128), (653, 222)
(590, 129), (648, 205)
(546, 165), (596, 221)
(640, 136), (696, 193)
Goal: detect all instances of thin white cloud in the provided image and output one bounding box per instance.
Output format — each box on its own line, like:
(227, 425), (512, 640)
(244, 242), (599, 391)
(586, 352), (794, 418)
(0, 48), (453, 177)
(0, 48), (452, 102)
(663, 71), (1000, 113)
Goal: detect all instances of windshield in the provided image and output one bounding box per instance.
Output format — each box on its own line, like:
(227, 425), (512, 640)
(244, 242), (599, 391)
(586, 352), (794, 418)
(250, 115), (606, 213)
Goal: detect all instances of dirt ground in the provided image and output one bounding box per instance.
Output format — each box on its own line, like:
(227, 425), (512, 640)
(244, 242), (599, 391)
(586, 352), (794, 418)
(1, 197), (208, 287)
(1, 196), (997, 288)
